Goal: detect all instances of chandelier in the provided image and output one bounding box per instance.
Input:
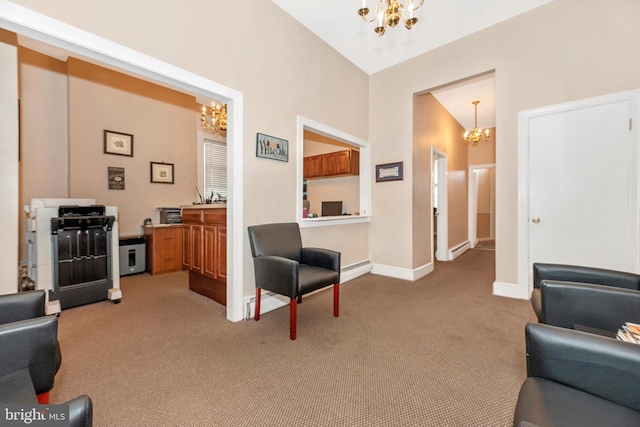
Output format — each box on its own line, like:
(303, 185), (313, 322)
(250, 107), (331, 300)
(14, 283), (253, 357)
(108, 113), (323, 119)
(358, 0), (425, 36)
(201, 102), (227, 137)
(463, 100), (490, 146)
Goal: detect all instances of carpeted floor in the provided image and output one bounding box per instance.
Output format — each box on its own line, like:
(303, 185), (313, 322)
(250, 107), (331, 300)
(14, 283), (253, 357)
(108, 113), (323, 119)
(50, 248), (535, 426)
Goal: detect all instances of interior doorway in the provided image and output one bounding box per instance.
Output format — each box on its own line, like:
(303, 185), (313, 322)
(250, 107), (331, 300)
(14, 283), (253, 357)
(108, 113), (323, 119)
(468, 164), (495, 249)
(431, 147), (448, 262)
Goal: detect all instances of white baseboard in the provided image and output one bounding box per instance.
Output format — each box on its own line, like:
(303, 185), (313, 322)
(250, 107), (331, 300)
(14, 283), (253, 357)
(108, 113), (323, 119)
(448, 240), (470, 260)
(493, 281), (530, 300)
(243, 260), (372, 320)
(371, 261), (434, 281)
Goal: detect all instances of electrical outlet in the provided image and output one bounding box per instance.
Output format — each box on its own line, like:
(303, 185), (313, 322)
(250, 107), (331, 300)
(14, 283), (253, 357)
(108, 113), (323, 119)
(382, 246), (387, 255)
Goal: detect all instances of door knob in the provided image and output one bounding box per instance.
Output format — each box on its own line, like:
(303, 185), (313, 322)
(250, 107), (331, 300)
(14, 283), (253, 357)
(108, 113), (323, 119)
(532, 217), (540, 223)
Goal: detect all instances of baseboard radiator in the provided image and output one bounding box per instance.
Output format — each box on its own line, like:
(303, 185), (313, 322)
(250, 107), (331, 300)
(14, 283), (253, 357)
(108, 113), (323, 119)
(448, 240), (470, 260)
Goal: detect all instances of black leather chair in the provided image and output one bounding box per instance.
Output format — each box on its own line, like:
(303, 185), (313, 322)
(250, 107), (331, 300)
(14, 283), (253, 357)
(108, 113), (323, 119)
(0, 315), (93, 427)
(247, 223), (340, 340)
(540, 280), (640, 336)
(531, 263), (640, 323)
(513, 322), (640, 427)
(0, 290), (62, 403)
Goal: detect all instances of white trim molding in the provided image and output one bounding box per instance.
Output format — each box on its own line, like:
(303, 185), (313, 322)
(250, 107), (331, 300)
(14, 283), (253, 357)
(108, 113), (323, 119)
(296, 115), (372, 228)
(371, 262), (434, 281)
(493, 281), (529, 300)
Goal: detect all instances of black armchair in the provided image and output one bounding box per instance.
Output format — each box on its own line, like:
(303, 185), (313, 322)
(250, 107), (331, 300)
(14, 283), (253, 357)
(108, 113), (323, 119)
(0, 290), (62, 403)
(248, 222), (341, 340)
(0, 316), (93, 426)
(531, 263), (640, 323)
(513, 323), (640, 427)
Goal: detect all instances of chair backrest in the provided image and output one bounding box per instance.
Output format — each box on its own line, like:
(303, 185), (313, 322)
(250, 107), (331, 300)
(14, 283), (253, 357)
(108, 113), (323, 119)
(248, 223), (303, 262)
(0, 290), (46, 325)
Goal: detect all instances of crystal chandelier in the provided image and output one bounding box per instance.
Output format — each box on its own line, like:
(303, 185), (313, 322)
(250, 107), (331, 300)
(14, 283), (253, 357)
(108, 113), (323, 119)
(463, 100), (490, 146)
(358, 0), (425, 37)
(201, 102), (227, 137)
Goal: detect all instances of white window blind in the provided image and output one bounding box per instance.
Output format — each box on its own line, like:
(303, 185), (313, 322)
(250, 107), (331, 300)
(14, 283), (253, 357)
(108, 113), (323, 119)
(204, 139), (227, 200)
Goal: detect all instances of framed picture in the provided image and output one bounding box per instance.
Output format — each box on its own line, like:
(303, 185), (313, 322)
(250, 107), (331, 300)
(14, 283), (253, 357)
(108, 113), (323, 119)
(150, 162), (174, 184)
(256, 133), (288, 162)
(108, 166), (125, 190)
(376, 161), (404, 182)
(104, 130), (134, 157)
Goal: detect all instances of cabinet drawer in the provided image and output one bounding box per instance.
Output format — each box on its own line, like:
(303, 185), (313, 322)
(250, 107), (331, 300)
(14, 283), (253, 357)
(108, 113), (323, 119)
(182, 209), (204, 224)
(204, 209), (226, 225)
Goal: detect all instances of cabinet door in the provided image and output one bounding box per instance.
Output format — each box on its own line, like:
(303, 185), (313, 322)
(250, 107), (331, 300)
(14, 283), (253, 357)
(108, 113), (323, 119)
(322, 152), (336, 176)
(308, 155), (322, 177)
(303, 157), (311, 179)
(215, 227), (227, 283)
(204, 226), (217, 279)
(163, 227), (183, 271)
(191, 225), (204, 274)
(335, 150), (351, 174)
(182, 226), (191, 270)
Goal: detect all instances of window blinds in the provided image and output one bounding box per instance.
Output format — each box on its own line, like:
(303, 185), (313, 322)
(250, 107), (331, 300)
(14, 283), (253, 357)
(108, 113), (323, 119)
(204, 139), (227, 198)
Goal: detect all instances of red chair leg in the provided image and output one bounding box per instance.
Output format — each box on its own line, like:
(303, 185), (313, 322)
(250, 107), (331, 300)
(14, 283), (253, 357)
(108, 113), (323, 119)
(37, 392), (50, 404)
(333, 283), (340, 317)
(290, 298), (297, 340)
(255, 288), (261, 321)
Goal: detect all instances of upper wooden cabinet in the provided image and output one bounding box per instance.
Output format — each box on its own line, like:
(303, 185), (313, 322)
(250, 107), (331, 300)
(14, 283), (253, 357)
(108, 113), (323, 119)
(335, 149), (359, 175)
(304, 155), (323, 179)
(303, 149), (359, 179)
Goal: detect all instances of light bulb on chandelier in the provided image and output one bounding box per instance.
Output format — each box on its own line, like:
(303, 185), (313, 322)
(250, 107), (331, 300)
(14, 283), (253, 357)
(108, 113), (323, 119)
(201, 102), (227, 137)
(463, 100), (490, 146)
(358, 0), (425, 37)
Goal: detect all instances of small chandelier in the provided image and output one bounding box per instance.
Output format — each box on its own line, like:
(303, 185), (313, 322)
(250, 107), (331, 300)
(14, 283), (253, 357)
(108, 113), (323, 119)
(358, 0), (425, 37)
(201, 102), (227, 137)
(463, 100), (490, 146)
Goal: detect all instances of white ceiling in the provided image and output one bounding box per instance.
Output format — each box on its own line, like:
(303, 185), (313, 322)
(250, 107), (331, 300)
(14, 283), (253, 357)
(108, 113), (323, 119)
(272, 0), (552, 129)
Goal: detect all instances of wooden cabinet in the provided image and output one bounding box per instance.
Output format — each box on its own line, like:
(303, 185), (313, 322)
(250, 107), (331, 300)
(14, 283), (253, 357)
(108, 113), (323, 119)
(336, 149), (359, 175)
(303, 155), (323, 178)
(182, 207), (226, 305)
(303, 149), (359, 179)
(144, 225), (183, 275)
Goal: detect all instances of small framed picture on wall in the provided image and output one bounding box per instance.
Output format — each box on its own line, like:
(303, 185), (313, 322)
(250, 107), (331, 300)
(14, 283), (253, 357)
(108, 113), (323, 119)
(150, 162), (174, 184)
(104, 130), (134, 157)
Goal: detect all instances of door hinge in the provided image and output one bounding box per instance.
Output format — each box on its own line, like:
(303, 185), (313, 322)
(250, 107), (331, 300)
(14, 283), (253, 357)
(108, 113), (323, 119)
(630, 118), (633, 130)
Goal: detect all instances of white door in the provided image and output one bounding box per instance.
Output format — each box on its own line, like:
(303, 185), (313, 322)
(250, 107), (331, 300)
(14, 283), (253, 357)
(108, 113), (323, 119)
(524, 91), (639, 292)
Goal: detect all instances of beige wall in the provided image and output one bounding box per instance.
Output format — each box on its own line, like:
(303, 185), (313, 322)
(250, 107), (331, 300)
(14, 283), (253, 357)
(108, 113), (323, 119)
(0, 29), (19, 294)
(18, 47), (69, 260)
(373, 0), (640, 285)
(66, 58), (198, 235)
(412, 93), (468, 268)
(7, 0), (370, 296)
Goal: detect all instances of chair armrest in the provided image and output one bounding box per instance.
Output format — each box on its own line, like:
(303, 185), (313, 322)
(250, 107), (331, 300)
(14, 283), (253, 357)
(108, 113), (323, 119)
(253, 256), (299, 298)
(541, 280), (640, 332)
(0, 290), (46, 324)
(533, 263), (640, 290)
(0, 316), (58, 395)
(301, 248), (340, 276)
(67, 394), (93, 427)
(525, 322), (640, 412)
